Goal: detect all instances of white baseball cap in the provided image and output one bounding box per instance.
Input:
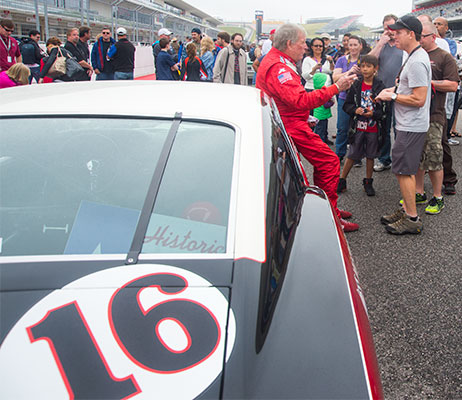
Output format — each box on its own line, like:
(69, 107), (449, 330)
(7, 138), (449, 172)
(158, 28), (172, 36)
(116, 27), (127, 36)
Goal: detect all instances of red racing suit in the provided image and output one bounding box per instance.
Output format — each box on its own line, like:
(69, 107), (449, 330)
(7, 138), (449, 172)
(256, 47), (342, 218)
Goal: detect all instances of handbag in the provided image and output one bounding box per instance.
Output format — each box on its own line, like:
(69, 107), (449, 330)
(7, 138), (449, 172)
(66, 55), (84, 79)
(47, 48), (66, 78)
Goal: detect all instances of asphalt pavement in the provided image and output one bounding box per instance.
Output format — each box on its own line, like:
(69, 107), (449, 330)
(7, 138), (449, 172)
(301, 111), (462, 399)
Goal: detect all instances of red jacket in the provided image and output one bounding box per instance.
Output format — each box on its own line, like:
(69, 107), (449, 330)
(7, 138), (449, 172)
(256, 47), (339, 124)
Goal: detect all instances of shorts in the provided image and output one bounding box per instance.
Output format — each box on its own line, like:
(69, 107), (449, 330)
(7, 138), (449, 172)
(392, 129), (427, 175)
(346, 131), (379, 161)
(419, 122), (443, 171)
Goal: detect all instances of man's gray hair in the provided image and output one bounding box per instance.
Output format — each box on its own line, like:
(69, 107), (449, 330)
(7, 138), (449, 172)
(273, 24), (305, 51)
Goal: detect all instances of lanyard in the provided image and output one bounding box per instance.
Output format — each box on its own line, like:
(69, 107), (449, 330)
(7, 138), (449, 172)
(313, 56), (323, 72)
(0, 35), (11, 52)
(346, 54), (359, 67)
(395, 45), (421, 92)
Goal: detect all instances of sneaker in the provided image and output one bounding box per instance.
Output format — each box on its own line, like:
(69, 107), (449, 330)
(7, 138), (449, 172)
(381, 208), (404, 225)
(337, 178), (347, 193)
(399, 192), (427, 205)
(448, 138), (459, 146)
(385, 215), (423, 235)
(443, 183), (456, 195)
(354, 160), (363, 167)
(339, 209), (352, 219)
(425, 197), (444, 215)
(363, 178), (375, 196)
(340, 218), (359, 232)
(373, 161), (391, 172)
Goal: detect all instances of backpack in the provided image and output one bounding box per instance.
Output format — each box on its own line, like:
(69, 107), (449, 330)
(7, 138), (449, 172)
(249, 47), (256, 61)
(20, 42), (36, 64)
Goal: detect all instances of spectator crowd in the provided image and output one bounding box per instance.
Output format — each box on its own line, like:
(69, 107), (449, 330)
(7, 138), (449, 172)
(1, 13), (461, 235)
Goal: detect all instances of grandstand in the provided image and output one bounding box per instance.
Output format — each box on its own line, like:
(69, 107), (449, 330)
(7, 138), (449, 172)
(411, 0), (462, 37)
(315, 15), (362, 37)
(0, 0), (221, 43)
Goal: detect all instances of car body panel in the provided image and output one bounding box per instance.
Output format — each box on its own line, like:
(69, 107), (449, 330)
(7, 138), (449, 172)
(0, 82), (382, 399)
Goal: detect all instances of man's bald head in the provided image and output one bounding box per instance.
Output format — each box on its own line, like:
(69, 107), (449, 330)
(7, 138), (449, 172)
(434, 17), (449, 38)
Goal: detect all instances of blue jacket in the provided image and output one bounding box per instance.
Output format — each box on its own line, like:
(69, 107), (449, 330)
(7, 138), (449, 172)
(201, 51), (214, 81)
(91, 36), (116, 71)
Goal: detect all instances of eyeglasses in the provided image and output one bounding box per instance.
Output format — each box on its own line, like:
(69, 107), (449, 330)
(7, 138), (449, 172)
(421, 33), (434, 38)
(2, 26), (14, 33)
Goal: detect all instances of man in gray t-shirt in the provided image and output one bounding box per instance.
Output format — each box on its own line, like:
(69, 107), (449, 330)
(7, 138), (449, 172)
(376, 15), (431, 235)
(369, 14), (405, 171)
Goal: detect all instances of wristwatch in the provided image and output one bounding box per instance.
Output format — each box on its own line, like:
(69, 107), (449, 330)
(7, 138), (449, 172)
(391, 93), (398, 101)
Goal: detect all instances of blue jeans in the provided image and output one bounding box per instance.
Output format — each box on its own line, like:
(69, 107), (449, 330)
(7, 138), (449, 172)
(28, 66), (40, 84)
(378, 102), (394, 166)
(114, 71), (133, 80)
(314, 119), (329, 143)
(96, 72), (115, 80)
(335, 98), (350, 159)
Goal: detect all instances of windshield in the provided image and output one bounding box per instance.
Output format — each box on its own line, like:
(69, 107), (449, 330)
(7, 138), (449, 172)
(0, 117), (235, 257)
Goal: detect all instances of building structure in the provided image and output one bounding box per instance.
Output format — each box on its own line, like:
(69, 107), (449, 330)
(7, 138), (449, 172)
(0, 0), (221, 43)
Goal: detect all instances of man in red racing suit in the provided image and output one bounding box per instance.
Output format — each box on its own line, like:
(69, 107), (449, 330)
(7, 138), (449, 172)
(256, 24), (359, 231)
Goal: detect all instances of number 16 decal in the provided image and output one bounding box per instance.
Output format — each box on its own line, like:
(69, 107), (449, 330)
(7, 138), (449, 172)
(0, 265), (235, 400)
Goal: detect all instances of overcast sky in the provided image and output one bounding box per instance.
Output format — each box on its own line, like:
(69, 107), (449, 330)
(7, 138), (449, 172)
(188, 0), (414, 27)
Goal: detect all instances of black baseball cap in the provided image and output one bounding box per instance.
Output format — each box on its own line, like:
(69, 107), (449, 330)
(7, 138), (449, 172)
(191, 27), (202, 35)
(388, 15), (422, 35)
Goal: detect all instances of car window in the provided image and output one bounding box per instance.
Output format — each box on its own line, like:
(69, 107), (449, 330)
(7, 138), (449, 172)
(141, 121), (235, 254)
(0, 118), (234, 258)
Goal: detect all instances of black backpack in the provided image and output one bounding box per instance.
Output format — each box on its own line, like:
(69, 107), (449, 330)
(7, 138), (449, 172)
(20, 42), (37, 64)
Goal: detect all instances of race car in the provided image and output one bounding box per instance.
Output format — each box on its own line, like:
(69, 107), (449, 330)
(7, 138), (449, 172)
(0, 81), (383, 399)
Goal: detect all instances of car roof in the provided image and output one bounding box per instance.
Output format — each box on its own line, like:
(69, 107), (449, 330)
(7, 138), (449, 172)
(0, 81), (261, 124)
(0, 82), (267, 263)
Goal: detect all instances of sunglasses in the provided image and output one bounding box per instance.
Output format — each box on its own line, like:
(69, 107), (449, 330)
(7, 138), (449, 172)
(312, 44), (323, 48)
(102, 32), (111, 34)
(395, 19), (413, 31)
(2, 26), (14, 33)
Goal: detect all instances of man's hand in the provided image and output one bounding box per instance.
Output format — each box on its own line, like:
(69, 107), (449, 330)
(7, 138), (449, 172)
(335, 71), (356, 92)
(355, 107), (365, 115)
(376, 87), (395, 102)
(94, 68), (100, 75)
(377, 32), (391, 47)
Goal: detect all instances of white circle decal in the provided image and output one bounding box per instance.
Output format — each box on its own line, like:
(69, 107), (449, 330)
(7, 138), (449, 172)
(0, 264), (236, 399)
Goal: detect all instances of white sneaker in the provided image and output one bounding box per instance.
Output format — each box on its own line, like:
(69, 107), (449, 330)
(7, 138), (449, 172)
(373, 161), (391, 172)
(448, 138), (460, 146)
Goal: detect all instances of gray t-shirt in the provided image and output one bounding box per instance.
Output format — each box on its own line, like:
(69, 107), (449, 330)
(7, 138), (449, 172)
(395, 47), (431, 133)
(378, 43), (404, 88)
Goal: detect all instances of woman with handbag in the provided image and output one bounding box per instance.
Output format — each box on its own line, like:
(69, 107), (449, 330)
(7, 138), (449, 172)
(39, 37), (84, 83)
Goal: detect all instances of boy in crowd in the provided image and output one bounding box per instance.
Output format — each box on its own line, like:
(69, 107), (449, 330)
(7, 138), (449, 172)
(156, 37), (179, 80)
(338, 55), (386, 196)
(313, 72), (335, 145)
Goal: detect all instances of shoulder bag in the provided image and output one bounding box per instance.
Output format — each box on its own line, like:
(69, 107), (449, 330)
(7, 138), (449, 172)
(47, 47), (66, 78)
